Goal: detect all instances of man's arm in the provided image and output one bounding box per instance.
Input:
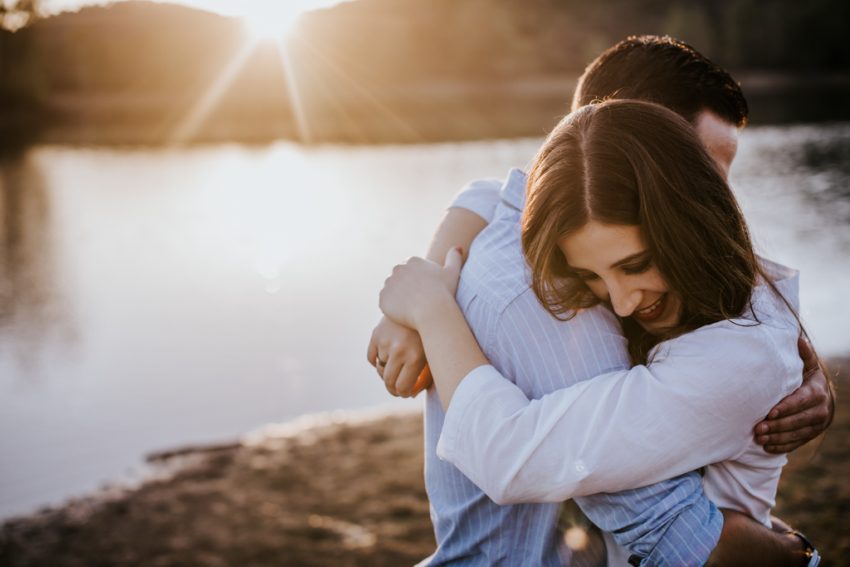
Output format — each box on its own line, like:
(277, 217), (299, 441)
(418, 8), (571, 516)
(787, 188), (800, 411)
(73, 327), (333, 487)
(706, 510), (813, 567)
(755, 338), (835, 453)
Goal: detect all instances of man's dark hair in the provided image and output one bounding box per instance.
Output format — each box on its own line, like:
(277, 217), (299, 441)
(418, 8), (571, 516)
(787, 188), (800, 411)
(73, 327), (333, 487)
(572, 35), (749, 127)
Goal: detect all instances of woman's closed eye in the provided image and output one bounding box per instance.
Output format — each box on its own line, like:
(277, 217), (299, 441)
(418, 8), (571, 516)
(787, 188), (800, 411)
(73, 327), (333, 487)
(622, 257), (653, 275)
(572, 269), (599, 282)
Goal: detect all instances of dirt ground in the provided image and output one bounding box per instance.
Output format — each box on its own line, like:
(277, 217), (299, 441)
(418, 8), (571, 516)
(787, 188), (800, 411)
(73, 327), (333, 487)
(1, 359), (847, 567)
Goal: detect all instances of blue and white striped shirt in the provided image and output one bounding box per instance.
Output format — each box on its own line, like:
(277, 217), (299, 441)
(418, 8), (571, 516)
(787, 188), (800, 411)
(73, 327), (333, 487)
(421, 169), (722, 566)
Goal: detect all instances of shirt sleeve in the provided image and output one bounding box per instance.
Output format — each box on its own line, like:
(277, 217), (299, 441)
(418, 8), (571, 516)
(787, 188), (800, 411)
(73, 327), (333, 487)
(577, 475), (723, 566)
(448, 178), (502, 223)
(465, 297), (722, 566)
(437, 320), (797, 504)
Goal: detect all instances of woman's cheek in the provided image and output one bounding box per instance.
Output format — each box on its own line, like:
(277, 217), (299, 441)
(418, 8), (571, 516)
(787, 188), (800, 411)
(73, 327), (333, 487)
(586, 281), (608, 302)
(648, 268), (670, 291)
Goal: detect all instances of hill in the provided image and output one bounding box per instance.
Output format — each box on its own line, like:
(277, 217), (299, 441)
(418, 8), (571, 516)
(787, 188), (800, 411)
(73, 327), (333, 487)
(2, 0), (850, 146)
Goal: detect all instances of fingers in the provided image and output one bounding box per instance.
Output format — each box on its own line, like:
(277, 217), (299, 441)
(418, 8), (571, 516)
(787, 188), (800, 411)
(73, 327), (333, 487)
(756, 414), (820, 440)
(757, 400), (826, 434)
(444, 246), (464, 272)
(801, 363), (835, 431)
(755, 401), (829, 451)
(367, 317), (427, 397)
(765, 383), (819, 420)
(760, 424), (821, 453)
(797, 336), (817, 372)
(763, 439), (809, 454)
(797, 337), (820, 382)
(411, 365), (433, 396)
(381, 356), (403, 397)
(395, 359), (426, 397)
(367, 336), (379, 367)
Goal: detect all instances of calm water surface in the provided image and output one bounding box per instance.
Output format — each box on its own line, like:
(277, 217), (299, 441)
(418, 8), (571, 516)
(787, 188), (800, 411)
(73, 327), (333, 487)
(1, 124), (849, 519)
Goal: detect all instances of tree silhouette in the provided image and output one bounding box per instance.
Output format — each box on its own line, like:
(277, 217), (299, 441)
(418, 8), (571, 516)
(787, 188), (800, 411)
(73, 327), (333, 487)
(1, 0), (39, 31)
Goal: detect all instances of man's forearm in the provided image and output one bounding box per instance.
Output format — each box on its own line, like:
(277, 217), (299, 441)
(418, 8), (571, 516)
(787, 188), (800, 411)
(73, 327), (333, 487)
(706, 509), (808, 567)
(424, 208), (487, 263)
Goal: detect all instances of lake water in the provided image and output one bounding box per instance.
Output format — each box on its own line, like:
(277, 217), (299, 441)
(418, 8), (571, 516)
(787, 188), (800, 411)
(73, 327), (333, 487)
(1, 123), (849, 520)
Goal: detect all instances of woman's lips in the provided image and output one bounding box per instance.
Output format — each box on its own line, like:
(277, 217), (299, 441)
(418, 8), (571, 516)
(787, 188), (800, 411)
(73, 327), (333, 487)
(632, 294), (668, 323)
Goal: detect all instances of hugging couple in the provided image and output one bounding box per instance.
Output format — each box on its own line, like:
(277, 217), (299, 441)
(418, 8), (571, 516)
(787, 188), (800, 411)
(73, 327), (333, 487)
(368, 35), (834, 566)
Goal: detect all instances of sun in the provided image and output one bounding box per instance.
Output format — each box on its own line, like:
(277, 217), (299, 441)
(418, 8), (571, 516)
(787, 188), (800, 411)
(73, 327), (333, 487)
(241, 5), (302, 41)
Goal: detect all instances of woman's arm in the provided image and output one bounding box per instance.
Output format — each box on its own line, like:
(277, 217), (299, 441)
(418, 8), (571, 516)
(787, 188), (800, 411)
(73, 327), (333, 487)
(367, 180), (500, 397)
(368, 208), (489, 397)
(430, 319), (800, 504)
(377, 255), (817, 504)
(378, 250), (488, 407)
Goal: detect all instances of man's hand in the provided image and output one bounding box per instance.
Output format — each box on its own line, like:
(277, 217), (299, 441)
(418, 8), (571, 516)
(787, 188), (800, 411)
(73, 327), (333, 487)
(367, 316), (431, 398)
(755, 337), (835, 453)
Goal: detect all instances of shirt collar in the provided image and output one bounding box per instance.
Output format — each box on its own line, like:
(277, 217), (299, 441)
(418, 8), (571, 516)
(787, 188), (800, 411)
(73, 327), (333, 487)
(499, 168), (528, 212)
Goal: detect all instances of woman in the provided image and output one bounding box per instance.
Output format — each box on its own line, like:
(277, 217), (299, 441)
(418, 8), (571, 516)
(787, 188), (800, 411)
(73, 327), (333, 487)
(377, 100), (818, 544)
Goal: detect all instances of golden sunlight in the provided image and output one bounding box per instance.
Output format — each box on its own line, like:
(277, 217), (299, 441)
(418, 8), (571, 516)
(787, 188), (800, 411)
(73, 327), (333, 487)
(165, 0), (345, 39)
(161, 0), (343, 145)
(240, 4), (302, 41)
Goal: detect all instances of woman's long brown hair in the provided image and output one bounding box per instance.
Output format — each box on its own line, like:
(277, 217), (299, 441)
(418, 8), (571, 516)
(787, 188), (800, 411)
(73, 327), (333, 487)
(522, 99), (774, 364)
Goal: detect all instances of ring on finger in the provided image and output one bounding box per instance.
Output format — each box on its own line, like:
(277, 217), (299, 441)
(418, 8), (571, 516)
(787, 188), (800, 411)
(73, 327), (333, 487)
(376, 356), (387, 368)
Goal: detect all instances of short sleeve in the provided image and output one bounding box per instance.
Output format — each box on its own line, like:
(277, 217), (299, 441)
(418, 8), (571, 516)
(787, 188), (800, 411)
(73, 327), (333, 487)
(449, 178), (502, 223)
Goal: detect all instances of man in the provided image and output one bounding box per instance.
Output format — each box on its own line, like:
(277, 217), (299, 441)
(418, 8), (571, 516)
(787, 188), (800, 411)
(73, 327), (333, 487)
(368, 36), (833, 565)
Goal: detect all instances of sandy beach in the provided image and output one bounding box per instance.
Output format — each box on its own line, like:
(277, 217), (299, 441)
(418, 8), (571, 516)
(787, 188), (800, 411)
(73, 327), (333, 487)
(1, 358), (847, 566)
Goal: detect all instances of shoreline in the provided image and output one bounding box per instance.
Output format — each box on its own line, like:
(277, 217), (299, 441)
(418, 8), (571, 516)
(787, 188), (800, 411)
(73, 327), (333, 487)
(1, 359), (847, 565)
(4, 72), (850, 151)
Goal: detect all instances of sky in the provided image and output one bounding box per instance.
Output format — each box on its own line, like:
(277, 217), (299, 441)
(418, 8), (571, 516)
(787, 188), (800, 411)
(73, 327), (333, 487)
(38, 0), (347, 20)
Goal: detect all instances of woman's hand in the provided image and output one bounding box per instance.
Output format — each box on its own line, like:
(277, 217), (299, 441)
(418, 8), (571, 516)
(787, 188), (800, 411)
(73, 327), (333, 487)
(378, 247), (464, 331)
(379, 247), (486, 411)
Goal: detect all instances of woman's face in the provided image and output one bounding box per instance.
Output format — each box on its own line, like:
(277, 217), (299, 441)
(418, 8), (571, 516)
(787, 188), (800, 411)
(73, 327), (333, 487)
(558, 221), (682, 334)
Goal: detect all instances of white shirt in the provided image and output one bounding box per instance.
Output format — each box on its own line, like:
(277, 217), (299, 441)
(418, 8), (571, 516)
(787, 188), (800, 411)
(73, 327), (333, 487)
(425, 171), (726, 566)
(437, 259), (803, 527)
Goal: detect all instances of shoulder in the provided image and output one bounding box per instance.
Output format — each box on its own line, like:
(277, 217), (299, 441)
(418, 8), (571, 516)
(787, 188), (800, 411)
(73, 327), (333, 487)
(749, 258), (800, 325)
(461, 177), (504, 192)
(654, 318), (783, 366)
(650, 309), (802, 407)
(495, 295), (629, 368)
(654, 258), (801, 369)
(458, 227), (528, 307)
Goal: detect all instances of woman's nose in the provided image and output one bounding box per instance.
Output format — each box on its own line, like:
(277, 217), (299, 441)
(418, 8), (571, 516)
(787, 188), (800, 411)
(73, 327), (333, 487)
(609, 284), (642, 318)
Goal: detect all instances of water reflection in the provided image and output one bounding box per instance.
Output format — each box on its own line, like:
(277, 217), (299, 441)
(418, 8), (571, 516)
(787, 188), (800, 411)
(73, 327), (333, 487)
(0, 150), (57, 351)
(0, 125), (849, 520)
(800, 132), (850, 222)
(735, 123), (850, 232)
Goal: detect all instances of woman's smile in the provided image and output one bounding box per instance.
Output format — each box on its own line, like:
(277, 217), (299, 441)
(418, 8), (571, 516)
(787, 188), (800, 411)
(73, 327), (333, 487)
(633, 294), (668, 322)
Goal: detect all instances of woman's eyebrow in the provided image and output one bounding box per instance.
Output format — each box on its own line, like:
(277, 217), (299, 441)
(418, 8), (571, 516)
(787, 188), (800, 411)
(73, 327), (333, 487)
(610, 250), (650, 269)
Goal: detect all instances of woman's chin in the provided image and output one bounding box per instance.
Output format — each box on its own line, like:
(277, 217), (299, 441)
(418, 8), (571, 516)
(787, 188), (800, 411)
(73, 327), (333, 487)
(637, 320), (670, 335)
